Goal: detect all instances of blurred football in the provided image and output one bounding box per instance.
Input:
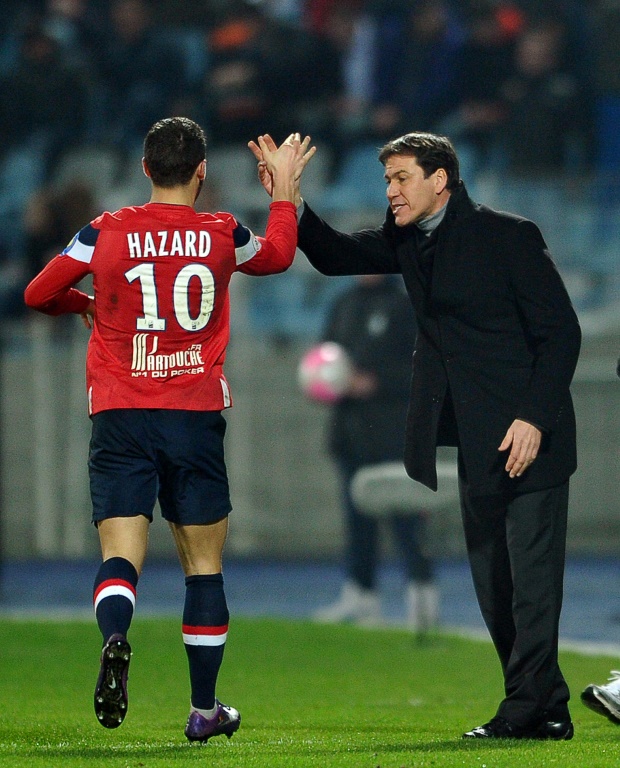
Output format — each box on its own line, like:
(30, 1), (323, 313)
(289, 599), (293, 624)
(297, 342), (352, 404)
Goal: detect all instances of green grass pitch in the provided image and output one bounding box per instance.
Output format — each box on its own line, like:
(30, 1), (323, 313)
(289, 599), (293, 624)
(2, 616), (620, 767)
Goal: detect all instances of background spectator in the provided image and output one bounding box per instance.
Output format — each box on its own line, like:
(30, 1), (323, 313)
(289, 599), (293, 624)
(312, 275), (438, 632)
(371, 0), (465, 141)
(493, 19), (594, 269)
(201, 0), (339, 147)
(439, 1), (523, 191)
(91, 0), (188, 152)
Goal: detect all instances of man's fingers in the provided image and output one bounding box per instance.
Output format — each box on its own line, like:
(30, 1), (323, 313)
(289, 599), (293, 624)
(302, 144), (317, 165)
(499, 419), (541, 477)
(261, 134), (278, 151)
(498, 433), (512, 452)
(247, 140), (262, 161)
(256, 135), (270, 156)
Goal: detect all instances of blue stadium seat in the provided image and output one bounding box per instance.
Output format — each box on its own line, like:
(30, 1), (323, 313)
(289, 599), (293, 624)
(319, 143), (387, 212)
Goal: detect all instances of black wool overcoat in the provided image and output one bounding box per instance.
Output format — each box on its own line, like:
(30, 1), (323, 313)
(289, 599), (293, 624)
(297, 184), (582, 496)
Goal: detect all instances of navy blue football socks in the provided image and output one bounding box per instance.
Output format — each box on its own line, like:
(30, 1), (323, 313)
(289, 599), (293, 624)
(93, 557), (139, 643)
(182, 573), (229, 711)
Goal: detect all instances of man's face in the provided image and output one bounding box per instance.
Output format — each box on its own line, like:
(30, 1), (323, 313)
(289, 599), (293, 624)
(384, 155), (447, 227)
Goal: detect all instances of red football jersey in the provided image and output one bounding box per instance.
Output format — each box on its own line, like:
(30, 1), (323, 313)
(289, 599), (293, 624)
(25, 201), (297, 414)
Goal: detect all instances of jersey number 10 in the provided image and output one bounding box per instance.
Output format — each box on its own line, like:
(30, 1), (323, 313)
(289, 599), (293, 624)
(125, 262), (215, 332)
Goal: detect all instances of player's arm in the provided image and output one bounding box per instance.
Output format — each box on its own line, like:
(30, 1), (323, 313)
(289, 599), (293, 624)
(237, 133), (314, 275)
(24, 253), (92, 316)
(233, 203), (298, 276)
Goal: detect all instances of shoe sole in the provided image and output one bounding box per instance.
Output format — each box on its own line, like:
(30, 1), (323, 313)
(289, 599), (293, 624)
(581, 687), (620, 724)
(94, 637), (131, 729)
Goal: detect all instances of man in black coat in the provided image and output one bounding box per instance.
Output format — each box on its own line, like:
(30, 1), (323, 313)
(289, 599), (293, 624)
(250, 131), (581, 740)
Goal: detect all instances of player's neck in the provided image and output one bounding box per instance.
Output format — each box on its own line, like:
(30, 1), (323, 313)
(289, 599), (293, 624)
(149, 184), (196, 208)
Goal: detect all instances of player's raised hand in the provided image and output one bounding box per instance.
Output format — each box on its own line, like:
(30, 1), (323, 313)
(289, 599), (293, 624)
(249, 133), (315, 202)
(248, 134), (276, 196)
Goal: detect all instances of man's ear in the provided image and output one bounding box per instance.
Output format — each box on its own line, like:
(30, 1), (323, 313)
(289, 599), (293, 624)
(142, 158), (151, 178)
(197, 160), (206, 180)
(434, 167), (448, 194)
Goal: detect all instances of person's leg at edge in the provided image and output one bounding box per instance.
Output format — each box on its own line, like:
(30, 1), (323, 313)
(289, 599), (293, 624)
(93, 515), (149, 728)
(460, 477), (572, 738)
(459, 484), (517, 678)
(94, 515), (149, 643)
(392, 512), (439, 631)
(499, 483), (571, 725)
(314, 461), (381, 624)
(170, 517), (230, 715)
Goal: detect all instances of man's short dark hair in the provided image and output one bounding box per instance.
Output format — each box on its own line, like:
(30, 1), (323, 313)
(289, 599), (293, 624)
(143, 117), (206, 187)
(378, 132), (461, 191)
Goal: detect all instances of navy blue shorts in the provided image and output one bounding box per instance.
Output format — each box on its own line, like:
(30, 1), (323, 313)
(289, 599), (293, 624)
(89, 409), (232, 525)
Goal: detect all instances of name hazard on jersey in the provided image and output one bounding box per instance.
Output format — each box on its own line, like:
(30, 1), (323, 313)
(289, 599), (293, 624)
(132, 333), (204, 378)
(127, 230), (212, 259)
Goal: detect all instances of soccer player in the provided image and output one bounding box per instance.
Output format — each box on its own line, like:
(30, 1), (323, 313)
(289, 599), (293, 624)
(24, 118), (314, 741)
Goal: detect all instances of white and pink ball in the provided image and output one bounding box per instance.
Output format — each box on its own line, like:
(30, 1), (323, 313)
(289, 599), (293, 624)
(297, 342), (352, 404)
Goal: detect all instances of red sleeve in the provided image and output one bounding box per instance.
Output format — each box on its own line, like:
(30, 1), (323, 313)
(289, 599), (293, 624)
(24, 255), (92, 316)
(237, 201), (297, 276)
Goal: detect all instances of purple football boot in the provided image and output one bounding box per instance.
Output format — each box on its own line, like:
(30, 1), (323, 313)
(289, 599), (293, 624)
(94, 633), (131, 728)
(185, 700), (241, 743)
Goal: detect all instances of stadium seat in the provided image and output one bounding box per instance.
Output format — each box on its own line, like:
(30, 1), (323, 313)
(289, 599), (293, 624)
(350, 460), (460, 516)
(298, 142), (333, 200)
(205, 146), (267, 219)
(319, 142), (387, 212)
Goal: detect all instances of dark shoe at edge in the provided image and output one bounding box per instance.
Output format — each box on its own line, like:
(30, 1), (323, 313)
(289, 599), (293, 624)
(463, 715), (574, 740)
(527, 718), (574, 740)
(94, 633), (131, 729)
(463, 716), (525, 739)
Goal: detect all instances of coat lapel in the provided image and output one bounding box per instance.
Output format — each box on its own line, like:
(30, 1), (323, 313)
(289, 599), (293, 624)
(430, 186), (476, 308)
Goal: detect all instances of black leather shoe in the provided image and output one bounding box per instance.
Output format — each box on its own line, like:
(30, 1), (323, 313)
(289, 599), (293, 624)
(463, 716), (526, 739)
(526, 719), (574, 740)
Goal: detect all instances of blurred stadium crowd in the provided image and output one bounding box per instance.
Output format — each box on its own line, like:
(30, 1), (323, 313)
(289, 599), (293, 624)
(1, 0), (619, 335)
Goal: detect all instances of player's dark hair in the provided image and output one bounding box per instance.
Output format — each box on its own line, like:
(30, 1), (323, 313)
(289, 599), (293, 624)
(378, 132), (460, 190)
(143, 117), (206, 187)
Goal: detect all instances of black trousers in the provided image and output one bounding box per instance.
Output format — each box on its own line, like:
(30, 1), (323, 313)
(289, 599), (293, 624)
(459, 476), (571, 727)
